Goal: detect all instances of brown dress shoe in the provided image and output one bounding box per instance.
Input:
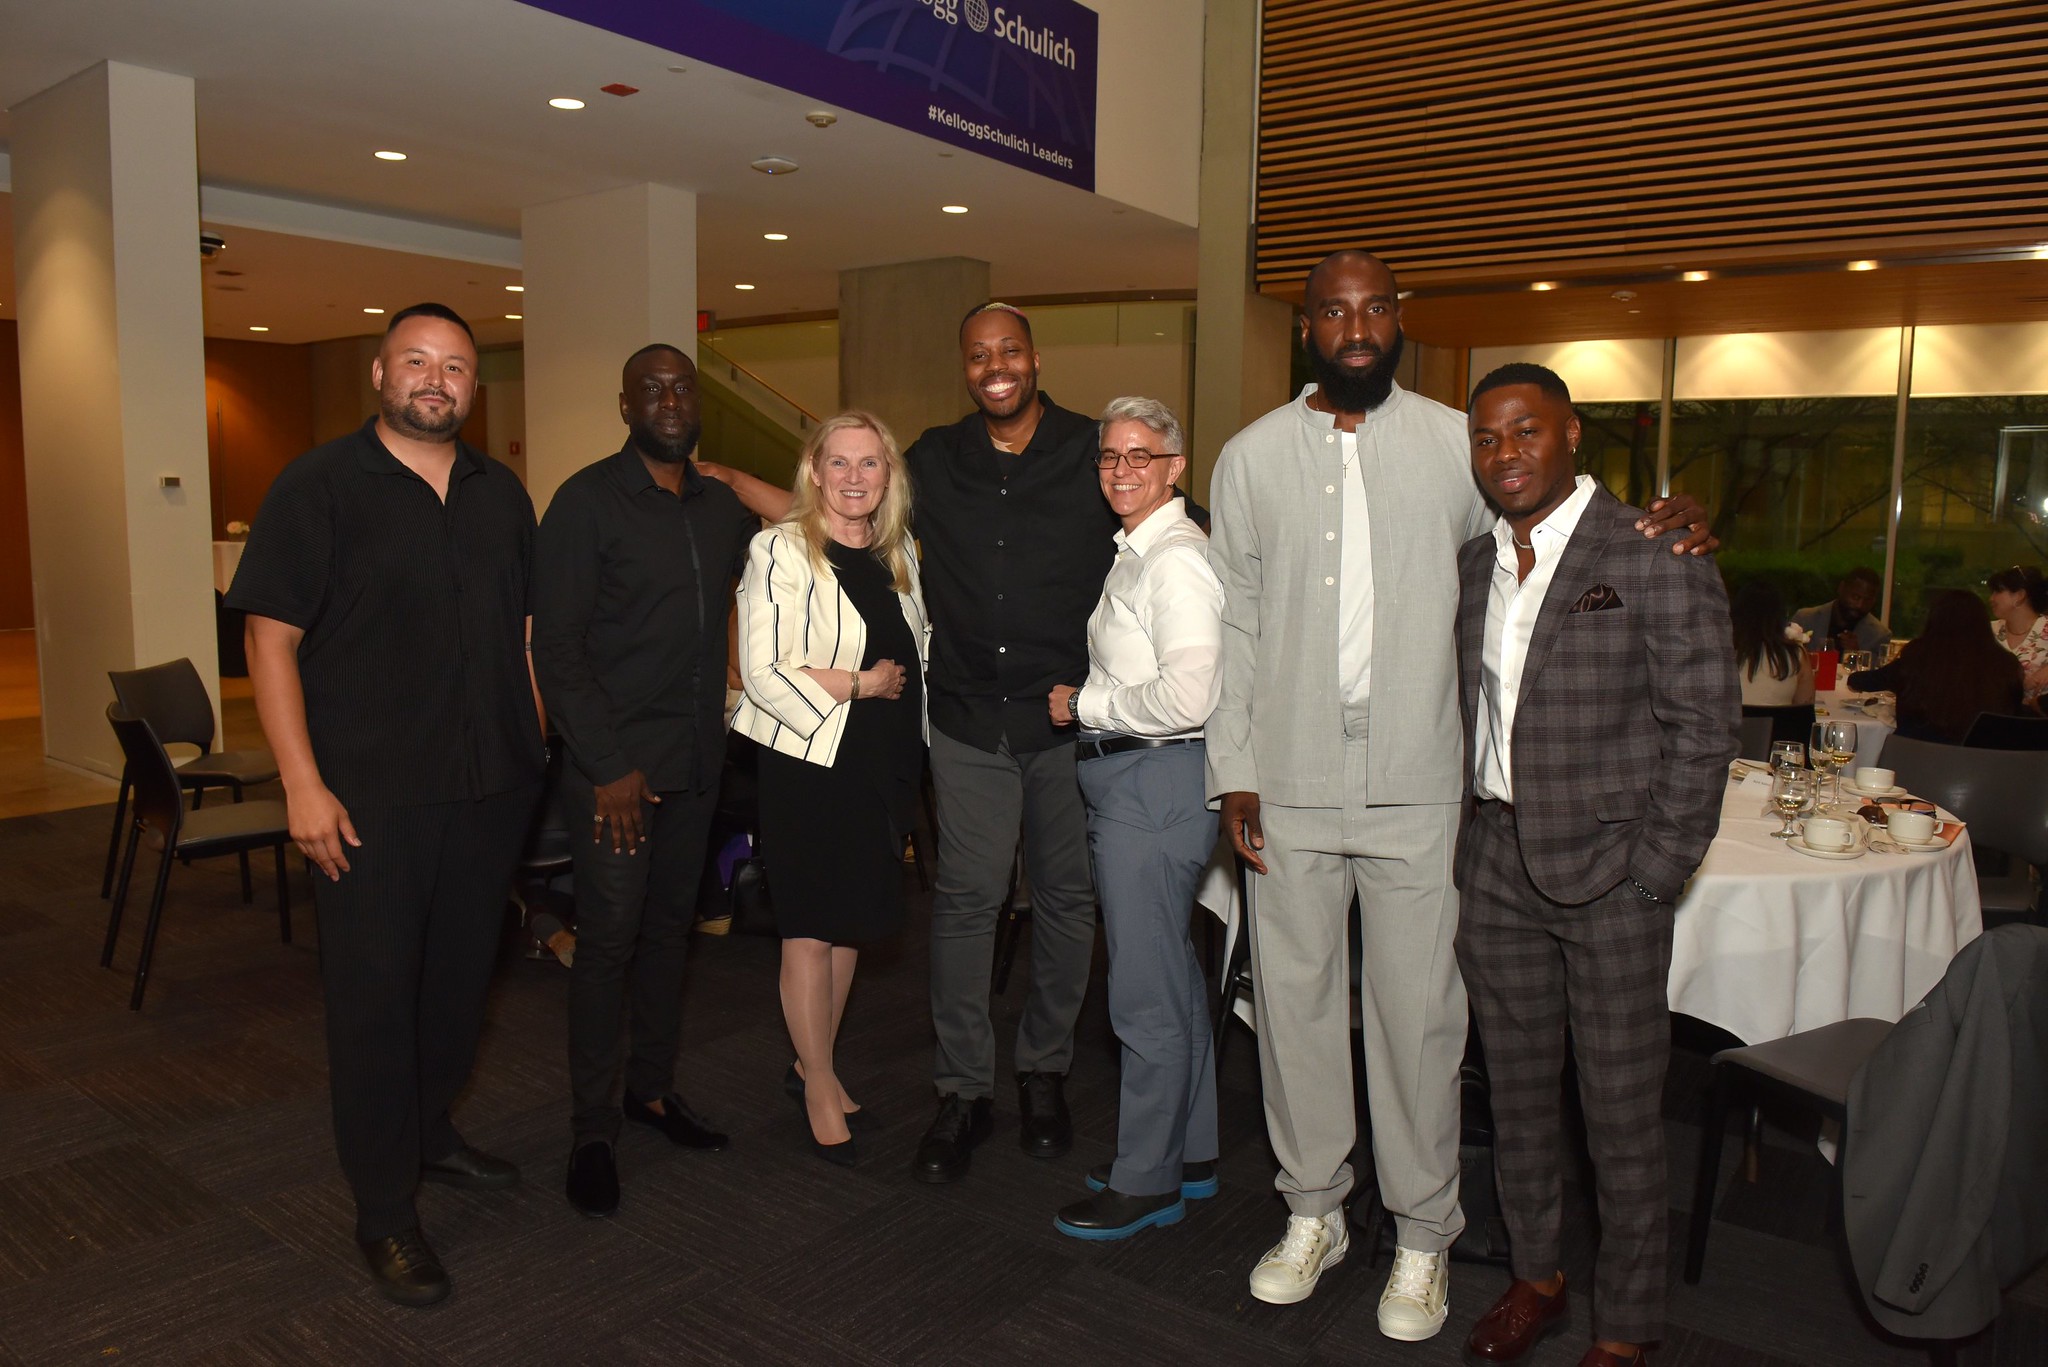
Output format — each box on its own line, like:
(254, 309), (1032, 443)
(1465, 1277), (1568, 1362)
(1577, 1348), (1648, 1367)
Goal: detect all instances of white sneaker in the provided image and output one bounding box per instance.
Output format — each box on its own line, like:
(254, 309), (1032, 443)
(1247, 1212), (1349, 1305)
(1377, 1245), (1449, 1341)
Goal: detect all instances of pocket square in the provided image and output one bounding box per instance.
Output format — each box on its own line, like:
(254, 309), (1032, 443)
(1569, 584), (1623, 613)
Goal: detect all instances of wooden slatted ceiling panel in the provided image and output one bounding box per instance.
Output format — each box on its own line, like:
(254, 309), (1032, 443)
(1256, 0), (2048, 295)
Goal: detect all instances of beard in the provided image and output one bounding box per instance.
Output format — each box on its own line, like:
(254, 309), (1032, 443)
(631, 418), (701, 464)
(380, 386), (467, 441)
(1307, 327), (1404, 413)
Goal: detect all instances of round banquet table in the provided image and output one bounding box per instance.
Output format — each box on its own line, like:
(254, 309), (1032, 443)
(1666, 775), (1982, 1044)
(1815, 687), (1896, 770)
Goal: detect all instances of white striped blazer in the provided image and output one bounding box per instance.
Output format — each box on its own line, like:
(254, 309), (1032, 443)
(730, 524), (931, 767)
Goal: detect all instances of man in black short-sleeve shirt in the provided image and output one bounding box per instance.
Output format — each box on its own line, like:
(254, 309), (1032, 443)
(228, 303), (542, 1308)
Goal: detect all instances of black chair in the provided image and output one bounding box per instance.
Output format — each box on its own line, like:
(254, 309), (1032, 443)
(1740, 702), (1816, 751)
(102, 659), (278, 902)
(1736, 714), (1774, 763)
(103, 711), (293, 1011)
(1962, 710), (2048, 751)
(1880, 734), (2048, 924)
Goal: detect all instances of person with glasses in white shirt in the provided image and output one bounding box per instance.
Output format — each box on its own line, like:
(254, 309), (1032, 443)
(1045, 396), (1225, 1241)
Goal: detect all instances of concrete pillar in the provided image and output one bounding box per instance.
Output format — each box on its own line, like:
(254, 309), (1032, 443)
(12, 61), (217, 777)
(521, 183), (697, 512)
(839, 257), (990, 449)
(1191, 0), (1293, 502)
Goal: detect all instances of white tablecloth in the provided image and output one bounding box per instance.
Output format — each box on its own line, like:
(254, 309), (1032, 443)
(212, 540), (246, 596)
(1815, 688), (1895, 770)
(1667, 779), (1981, 1043)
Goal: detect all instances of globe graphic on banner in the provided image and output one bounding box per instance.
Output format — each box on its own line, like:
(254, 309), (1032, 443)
(964, 0), (990, 32)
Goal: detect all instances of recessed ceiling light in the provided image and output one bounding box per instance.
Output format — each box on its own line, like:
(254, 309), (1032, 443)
(505, 284), (525, 292)
(666, 64), (688, 74)
(1627, 308), (1642, 314)
(374, 150), (406, 161)
(2033, 244), (2048, 259)
(763, 232), (789, 241)
(363, 307), (385, 314)
(751, 156), (799, 175)
(1611, 288), (1638, 301)
(1681, 270), (1710, 282)
(734, 283), (756, 291)
(549, 97), (585, 110)
(248, 325), (269, 332)
(1531, 280), (1558, 291)
(1848, 259), (1879, 271)
(941, 204), (969, 214)
(505, 313), (523, 320)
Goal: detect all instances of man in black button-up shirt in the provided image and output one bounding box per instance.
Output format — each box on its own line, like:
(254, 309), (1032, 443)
(232, 304), (544, 1306)
(531, 344), (757, 1213)
(702, 304), (1112, 1182)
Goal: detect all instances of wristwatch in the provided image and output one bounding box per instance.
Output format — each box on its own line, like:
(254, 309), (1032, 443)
(1066, 689), (1081, 721)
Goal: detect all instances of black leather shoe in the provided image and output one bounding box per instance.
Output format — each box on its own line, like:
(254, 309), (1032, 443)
(420, 1145), (520, 1190)
(358, 1227), (450, 1306)
(565, 1140), (619, 1217)
(624, 1091), (729, 1151)
(1053, 1187), (1185, 1241)
(1017, 1071), (1072, 1158)
(912, 1094), (994, 1183)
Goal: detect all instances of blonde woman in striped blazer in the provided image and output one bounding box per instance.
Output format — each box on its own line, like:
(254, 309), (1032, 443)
(732, 411), (930, 1166)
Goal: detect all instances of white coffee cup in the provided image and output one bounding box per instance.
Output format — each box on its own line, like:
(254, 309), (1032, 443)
(1855, 766), (1895, 791)
(1803, 816), (1857, 850)
(1889, 810), (1937, 844)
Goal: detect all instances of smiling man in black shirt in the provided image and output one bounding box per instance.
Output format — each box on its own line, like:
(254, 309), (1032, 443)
(701, 303), (1114, 1183)
(530, 343), (757, 1218)
(230, 303), (545, 1307)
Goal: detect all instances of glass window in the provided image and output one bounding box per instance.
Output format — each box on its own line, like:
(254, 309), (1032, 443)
(1574, 402), (1662, 507)
(1891, 397), (2048, 634)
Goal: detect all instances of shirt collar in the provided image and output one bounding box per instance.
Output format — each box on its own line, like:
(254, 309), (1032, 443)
(353, 417), (485, 480)
(608, 441), (705, 498)
(1114, 497), (1186, 557)
(1491, 474), (1598, 563)
(1294, 381), (1406, 431)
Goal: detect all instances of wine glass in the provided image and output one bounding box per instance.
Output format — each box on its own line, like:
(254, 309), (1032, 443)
(1770, 767), (1815, 840)
(1769, 740), (1806, 771)
(1821, 720), (1860, 796)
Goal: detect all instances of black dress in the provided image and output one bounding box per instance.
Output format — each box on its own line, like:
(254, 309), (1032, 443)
(756, 539), (924, 942)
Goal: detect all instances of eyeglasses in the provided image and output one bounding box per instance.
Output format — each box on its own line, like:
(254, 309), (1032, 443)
(1095, 448), (1172, 469)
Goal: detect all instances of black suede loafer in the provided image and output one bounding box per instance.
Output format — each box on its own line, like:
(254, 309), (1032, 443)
(421, 1145), (520, 1190)
(1053, 1188), (1185, 1241)
(565, 1140), (620, 1217)
(1016, 1070), (1072, 1158)
(624, 1091), (729, 1151)
(912, 1094), (994, 1183)
(358, 1227), (450, 1306)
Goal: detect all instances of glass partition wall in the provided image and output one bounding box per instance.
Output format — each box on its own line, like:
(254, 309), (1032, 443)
(1474, 324), (2048, 635)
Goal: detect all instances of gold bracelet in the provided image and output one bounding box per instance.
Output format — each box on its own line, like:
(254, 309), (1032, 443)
(848, 668), (861, 701)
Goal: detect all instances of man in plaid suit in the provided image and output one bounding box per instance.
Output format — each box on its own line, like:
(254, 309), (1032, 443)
(1453, 363), (1738, 1367)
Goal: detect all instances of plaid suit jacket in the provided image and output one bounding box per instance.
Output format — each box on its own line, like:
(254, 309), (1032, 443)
(1453, 486), (1739, 904)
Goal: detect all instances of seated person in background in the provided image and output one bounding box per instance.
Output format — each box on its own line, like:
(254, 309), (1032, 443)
(1731, 579), (1815, 706)
(1986, 565), (2048, 707)
(1847, 589), (2022, 743)
(1793, 566), (1892, 656)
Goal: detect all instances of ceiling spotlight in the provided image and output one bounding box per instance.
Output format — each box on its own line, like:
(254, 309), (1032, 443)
(941, 204), (969, 214)
(735, 283), (756, 291)
(505, 313), (523, 320)
(763, 232), (789, 241)
(374, 150), (407, 161)
(1848, 259), (1879, 271)
(1611, 288), (1638, 301)
(505, 284), (525, 292)
(666, 64), (688, 74)
(805, 111), (838, 128)
(751, 156), (800, 175)
(549, 97), (585, 110)
(199, 231), (227, 258)
(248, 326), (269, 333)
(1681, 270), (1710, 282)
(363, 307), (385, 314)
(1530, 280), (1558, 291)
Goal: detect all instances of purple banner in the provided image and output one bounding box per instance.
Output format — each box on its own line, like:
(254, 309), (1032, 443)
(519, 0), (1099, 190)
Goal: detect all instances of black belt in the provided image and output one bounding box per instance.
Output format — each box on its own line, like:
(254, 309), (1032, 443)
(1076, 735), (1201, 761)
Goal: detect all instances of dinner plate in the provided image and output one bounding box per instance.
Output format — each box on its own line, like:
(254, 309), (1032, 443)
(1842, 781), (1907, 799)
(1789, 837), (1866, 861)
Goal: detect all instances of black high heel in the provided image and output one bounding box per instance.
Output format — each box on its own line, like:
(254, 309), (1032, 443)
(786, 1063), (867, 1129)
(811, 1134), (858, 1167)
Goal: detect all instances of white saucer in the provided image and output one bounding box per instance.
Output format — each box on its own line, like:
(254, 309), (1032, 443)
(1842, 782), (1907, 799)
(1889, 834), (1945, 851)
(1790, 837), (1866, 861)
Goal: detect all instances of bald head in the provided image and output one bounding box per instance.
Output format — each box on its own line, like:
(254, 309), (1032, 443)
(1306, 250), (1395, 302)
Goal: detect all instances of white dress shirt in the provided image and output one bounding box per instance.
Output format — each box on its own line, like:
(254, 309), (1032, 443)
(1474, 474), (1599, 803)
(1075, 498), (1225, 738)
(1337, 430), (1374, 718)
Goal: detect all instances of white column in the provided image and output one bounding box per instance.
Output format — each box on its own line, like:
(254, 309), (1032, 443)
(521, 183), (698, 512)
(11, 61), (216, 777)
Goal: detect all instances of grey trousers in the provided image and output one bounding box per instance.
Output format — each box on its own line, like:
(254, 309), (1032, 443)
(1250, 767), (1467, 1251)
(927, 724), (1097, 1098)
(1456, 800), (1672, 1345)
(1077, 742), (1220, 1197)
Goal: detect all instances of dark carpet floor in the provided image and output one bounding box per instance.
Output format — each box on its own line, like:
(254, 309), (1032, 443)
(1, 799), (2042, 1366)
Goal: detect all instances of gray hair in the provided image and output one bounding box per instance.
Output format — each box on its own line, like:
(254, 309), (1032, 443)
(1098, 395), (1185, 455)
